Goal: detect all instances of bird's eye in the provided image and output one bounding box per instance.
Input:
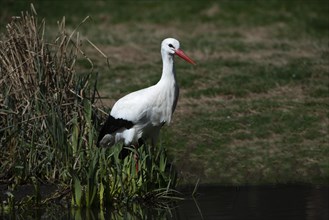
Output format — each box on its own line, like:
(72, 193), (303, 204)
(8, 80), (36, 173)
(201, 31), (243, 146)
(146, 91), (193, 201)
(168, 44), (174, 49)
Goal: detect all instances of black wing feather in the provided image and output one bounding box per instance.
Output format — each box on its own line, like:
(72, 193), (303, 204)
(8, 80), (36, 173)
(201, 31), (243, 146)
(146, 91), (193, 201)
(97, 115), (134, 147)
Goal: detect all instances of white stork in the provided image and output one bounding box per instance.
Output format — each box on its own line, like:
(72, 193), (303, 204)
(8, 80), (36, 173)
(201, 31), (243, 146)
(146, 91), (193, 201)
(97, 38), (195, 160)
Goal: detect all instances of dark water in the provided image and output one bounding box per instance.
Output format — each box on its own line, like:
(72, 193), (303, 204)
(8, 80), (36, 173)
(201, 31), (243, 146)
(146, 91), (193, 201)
(173, 185), (328, 220)
(1, 185), (328, 220)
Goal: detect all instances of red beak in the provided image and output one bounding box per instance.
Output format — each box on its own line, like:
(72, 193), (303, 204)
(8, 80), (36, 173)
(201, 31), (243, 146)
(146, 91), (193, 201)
(175, 49), (196, 65)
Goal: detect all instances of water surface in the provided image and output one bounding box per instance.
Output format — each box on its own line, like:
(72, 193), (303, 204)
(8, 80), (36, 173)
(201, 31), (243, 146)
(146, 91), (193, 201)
(1, 185), (328, 219)
(173, 185), (328, 220)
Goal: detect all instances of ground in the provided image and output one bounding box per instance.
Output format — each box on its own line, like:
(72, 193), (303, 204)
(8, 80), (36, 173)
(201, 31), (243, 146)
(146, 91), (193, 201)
(1, 0), (328, 185)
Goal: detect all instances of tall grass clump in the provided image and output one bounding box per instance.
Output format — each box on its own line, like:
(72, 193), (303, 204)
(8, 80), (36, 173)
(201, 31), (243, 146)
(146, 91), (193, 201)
(0, 6), (178, 212)
(0, 9), (99, 184)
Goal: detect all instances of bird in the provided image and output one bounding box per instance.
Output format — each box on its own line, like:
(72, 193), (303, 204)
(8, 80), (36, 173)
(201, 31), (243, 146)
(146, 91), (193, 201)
(97, 38), (195, 161)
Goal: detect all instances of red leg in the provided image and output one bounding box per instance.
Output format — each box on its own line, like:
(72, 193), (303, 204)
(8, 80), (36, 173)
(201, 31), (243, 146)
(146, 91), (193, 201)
(133, 145), (139, 173)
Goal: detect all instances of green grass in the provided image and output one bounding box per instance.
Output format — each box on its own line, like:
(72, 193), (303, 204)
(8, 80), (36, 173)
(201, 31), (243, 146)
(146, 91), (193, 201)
(1, 0), (328, 187)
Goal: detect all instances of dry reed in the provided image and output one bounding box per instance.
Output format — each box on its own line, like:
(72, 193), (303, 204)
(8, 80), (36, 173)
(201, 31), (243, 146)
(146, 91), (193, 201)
(0, 8), (103, 183)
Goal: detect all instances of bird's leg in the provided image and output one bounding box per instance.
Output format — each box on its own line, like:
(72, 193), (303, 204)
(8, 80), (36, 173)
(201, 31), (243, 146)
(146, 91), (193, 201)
(150, 131), (160, 159)
(133, 139), (145, 173)
(133, 144), (139, 173)
(119, 145), (131, 160)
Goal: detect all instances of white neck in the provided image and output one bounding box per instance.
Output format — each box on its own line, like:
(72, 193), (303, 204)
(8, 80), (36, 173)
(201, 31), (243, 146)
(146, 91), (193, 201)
(154, 50), (179, 124)
(160, 51), (176, 82)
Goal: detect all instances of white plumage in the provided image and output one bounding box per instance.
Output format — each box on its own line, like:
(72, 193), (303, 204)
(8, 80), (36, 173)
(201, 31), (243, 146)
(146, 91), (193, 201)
(97, 38), (195, 156)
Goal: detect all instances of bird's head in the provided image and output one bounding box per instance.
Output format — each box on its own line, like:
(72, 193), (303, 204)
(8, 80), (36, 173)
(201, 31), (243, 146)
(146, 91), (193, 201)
(161, 38), (196, 65)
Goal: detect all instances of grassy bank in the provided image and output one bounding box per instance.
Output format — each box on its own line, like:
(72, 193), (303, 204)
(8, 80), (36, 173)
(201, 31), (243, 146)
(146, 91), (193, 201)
(1, 0), (328, 186)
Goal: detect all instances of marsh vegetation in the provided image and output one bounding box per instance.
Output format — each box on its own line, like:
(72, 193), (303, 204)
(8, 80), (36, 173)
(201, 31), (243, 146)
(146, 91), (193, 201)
(0, 7), (178, 216)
